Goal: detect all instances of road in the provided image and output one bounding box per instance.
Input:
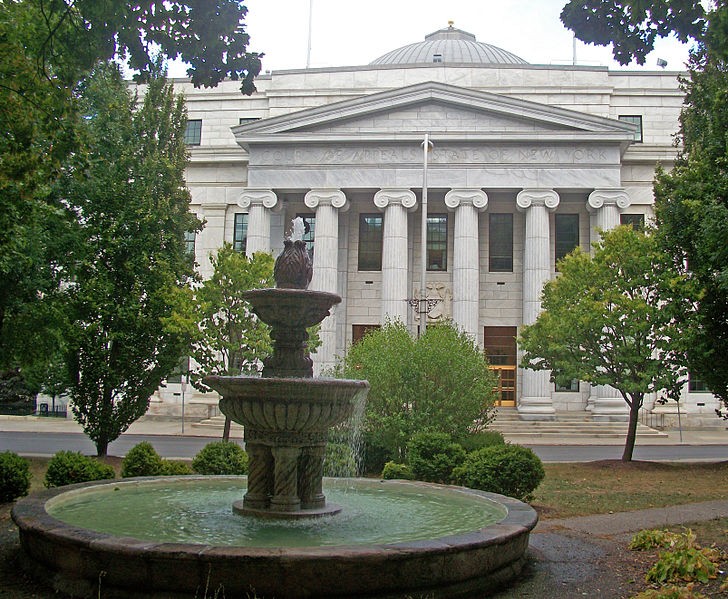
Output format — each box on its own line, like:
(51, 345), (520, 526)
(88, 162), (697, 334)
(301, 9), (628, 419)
(1, 430), (727, 462)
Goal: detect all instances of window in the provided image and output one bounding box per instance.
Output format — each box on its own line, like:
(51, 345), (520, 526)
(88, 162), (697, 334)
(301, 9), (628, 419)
(427, 214), (447, 271)
(689, 374), (710, 393)
(184, 119), (202, 146)
(358, 214), (383, 271)
(620, 213), (645, 230)
(489, 213), (513, 272)
(619, 115), (643, 143)
(555, 379), (580, 392)
(184, 230), (196, 256)
(167, 357), (190, 384)
(296, 214), (315, 259)
(555, 214), (580, 264)
(233, 213), (248, 253)
(433, 53), (443, 63)
(352, 324), (380, 345)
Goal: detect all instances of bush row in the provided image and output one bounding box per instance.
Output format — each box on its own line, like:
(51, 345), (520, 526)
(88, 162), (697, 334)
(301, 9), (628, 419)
(380, 430), (545, 501)
(0, 441), (252, 500)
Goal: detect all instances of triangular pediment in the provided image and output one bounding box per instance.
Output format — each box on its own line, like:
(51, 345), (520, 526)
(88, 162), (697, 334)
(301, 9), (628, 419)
(233, 81), (637, 146)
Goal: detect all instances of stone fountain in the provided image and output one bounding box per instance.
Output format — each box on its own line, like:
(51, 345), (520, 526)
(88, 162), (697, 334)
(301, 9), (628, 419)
(205, 223), (369, 518)
(12, 219), (538, 598)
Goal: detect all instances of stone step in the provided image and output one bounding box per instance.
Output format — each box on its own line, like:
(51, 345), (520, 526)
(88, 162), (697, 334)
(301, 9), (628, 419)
(191, 415), (244, 432)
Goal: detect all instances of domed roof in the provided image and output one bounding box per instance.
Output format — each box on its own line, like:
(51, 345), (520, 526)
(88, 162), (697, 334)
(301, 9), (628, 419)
(371, 23), (528, 66)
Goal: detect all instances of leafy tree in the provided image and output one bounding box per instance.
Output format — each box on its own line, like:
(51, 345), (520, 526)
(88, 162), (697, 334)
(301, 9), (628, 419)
(560, 1), (710, 65)
(61, 63), (200, 456)
(653, 57), (728, 411)
(0, 0), (260, 383)
(332, 320), (497, 462)
(519, 226), (689, 461)
(181, 244), (273, 440)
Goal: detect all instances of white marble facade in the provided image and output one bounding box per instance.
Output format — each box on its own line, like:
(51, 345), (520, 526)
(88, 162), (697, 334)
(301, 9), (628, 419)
(149, 27), (721, 424)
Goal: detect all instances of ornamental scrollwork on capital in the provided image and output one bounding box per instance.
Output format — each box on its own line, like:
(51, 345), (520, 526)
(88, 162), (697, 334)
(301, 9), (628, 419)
(444, 189), (488, 212)
(373, 189), (417, 211)
(587, 189), (631, 212)
(304, 189), (349, 211)
(238, 189), (279, 210)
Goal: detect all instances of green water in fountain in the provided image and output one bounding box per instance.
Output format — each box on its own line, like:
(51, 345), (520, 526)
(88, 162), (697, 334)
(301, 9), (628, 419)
(47, 478), (506, 548)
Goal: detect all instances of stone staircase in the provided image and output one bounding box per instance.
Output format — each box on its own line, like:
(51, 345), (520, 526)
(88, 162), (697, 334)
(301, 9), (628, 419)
(489, 407), (667, 439)
(191, 414), (244, 435)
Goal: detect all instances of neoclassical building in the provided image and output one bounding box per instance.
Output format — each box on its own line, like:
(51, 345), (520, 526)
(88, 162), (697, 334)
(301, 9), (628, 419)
(155, 24), (720, 425)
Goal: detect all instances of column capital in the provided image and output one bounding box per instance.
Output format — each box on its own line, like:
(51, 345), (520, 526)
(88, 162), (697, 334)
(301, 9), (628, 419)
(238, 189), (279, 211)
(304, 189), (349, 212)
(516, 189), (560, 212)
(587, 188), (631, 213)
(373, 188), (417, 212)
(445, 189), (488, 212)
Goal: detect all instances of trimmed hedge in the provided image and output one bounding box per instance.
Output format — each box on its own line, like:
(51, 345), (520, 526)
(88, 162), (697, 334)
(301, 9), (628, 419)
(458, 430), (506, 452)
(192, 442), (248, 475)
(121, 442), (165, 478)
(380, 461), (414, 480)
(0, 451), (31, 502)
(407, 431), (466, 484)
(44, 451), (115, 488)
(453, 444), (545, 500)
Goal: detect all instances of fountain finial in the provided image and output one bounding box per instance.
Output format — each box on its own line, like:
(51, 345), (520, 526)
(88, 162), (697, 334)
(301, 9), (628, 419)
(274, 217), (313, 289)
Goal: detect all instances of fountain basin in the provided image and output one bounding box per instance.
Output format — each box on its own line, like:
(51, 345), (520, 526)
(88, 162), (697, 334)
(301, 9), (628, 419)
(13, 477), (538, 598)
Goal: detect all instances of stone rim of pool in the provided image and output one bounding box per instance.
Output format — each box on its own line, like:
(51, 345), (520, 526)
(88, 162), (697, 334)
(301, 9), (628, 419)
(13, 475), (538, 598)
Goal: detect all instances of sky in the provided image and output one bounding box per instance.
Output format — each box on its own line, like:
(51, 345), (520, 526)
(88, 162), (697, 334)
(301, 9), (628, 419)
(217, 0), (694, 74)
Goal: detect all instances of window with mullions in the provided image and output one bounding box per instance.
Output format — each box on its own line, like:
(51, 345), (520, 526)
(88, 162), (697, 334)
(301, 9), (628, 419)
(296, 214), (315, 259)
(233, 213), (248, 253)
(555, 379), (580, 392)
(618, 115), (643, 143)
(688, 374), (711, 393)
(620, 213), (645, 230)
(427, 214), (447, 271)
(184, 119), (202, 146)
(489, 213), (513, 272)
(358, 214), (383, 271)
(184, 230), (196, 256)
(555, 214), (580, 264)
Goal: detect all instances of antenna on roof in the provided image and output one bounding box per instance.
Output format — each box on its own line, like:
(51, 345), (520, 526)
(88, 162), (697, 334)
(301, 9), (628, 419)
(448, 20), (454, 28)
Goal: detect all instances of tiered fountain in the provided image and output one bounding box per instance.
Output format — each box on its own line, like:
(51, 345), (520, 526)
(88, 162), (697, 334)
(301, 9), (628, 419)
(12, 221), (537, 598)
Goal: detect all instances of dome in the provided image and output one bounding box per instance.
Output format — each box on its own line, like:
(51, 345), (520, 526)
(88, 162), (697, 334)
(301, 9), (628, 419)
(370, 23), (528, 66)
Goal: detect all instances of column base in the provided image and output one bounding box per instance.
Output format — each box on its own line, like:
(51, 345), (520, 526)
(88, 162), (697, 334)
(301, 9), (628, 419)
(591, 398), (629, 422)
(517, 397), (556, 421)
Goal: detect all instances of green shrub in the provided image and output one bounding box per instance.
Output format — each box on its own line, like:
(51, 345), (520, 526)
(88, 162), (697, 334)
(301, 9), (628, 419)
(192, 442), (248, 475)
(452, 444), (545, 500)
(44, 451), (115, 488)
(161, 460), (194, 475)
(646, 547), (719, 584)
(629, 529), (689, 551)
(121, 442), (165, 478)
(361, 434), (394, 475)
(381, 461), (413, 480)
(631, 583), (708, 598)
(407, 431), (466, 484)
(323, 443), (357, 477)
(458, 430), (505, 452)
(0, 451), (31, 502)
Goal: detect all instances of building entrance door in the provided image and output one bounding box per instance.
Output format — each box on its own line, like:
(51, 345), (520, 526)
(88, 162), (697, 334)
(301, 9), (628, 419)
(484, 326), (517, 407)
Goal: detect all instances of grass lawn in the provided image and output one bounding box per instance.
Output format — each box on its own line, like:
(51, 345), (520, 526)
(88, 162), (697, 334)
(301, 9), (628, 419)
(533, 460), (728, 519)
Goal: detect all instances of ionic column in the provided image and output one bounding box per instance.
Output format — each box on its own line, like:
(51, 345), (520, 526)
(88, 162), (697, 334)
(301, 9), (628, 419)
(238, 189), (278, 256)
(587, 188), (632, 421)
(445, 189), (488, 340)
(304, 189), (348, 375)
(374, 189), (417, 324)
(516, 189), (560, 420)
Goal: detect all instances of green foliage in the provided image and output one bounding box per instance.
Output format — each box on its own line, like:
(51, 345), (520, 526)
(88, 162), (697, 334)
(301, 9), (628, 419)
(646, 548), (719, 584)
(44, 451), (115, 488)
(381, 461), (414, 480)
(653, 57), (728, 411)
(121, 442), (165, 478)
(183, 245), (274, 388)
(0, 451), (31, 503)
(333, 320), (497, 461)
(192, 442), (248, 475)
(630, 529), (689, 551)
(457, 430), (506, 452)
(361, 433), (394, 475)
(519, 227), (688, 461)
(406, 432), (466, 484)
(62, 64), (201, 456)
(161, 460), (194, 476)
(631, 583), (708, 599)
(453, 444), (545, 501)
(323, 443), (357, 477)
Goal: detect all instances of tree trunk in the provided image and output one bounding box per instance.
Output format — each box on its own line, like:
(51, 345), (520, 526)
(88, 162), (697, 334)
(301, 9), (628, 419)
(96, 439), (109, 457)
(222, 416), (231, 441)
(621, 395), (642, 462)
